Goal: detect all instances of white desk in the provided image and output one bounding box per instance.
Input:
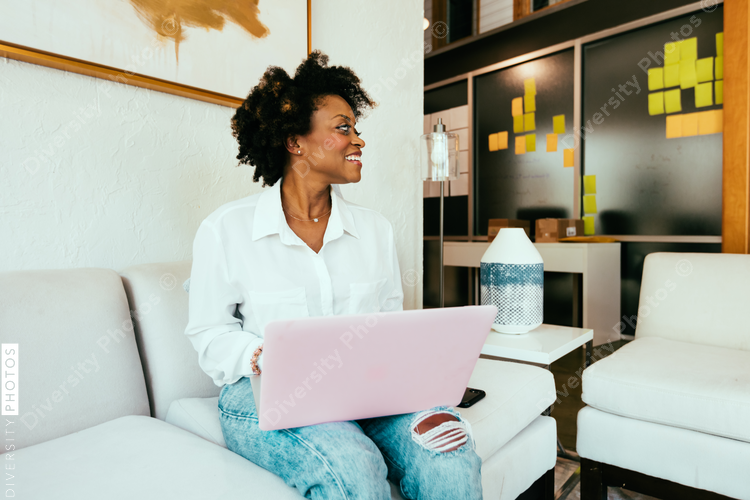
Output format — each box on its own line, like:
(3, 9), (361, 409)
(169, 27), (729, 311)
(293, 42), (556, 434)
(480, 324), (594, 366)
(444, 242), (620, 346)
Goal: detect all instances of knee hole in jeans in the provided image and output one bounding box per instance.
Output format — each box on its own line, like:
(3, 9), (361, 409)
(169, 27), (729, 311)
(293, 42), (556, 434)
(410, 410), (470, 453)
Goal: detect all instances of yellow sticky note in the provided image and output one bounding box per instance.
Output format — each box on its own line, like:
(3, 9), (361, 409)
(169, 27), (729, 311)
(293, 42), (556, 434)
(583, 195), (598, 214)
(515, 135), (526, 155)
(524, 93), (536, 113)
(648, 92), (665, 115)
(715, 80), (723, 105)
(489, 134), (498, 152)
(681, 37), (697, 61)
(666, 114), (682, 139)
(583, 175), (596, 195)
(553, 115), (566, 134)
(698, 110), (722, 135)
(648, 68), (664, 91)
(526, 133), (536, 152)
(682, 113), (698, 137)
(716, 32), (723, 56)
(582, 216), (595, 236)
(695, 82), (713, 108)
(664, 42), (680, 65)
(563, 148), (574, 167)
(524, 112), (536, 132)
(512, 97), (523, 117)
(696, 57), (713, 83)
(664, 88), (682, 114)
(679, 60), (697, 89)
(715, 56), (723, 80)
(715, 109), (723, 133)
(497, 131), (509, 150)
(513, 115), (524, 133)
(524, 78), (536, 95)
(546, 133), (558, 152)
(664, 64), (680, 88)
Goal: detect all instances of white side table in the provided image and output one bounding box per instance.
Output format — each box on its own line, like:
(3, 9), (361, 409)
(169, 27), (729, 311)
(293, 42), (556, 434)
(480, 323), (594, 368)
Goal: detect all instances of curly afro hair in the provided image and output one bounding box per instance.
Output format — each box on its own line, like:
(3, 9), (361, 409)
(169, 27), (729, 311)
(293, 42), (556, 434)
(231, 50), (376, 187)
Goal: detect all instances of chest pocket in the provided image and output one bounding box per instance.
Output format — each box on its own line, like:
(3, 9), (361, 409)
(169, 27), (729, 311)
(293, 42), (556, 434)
(248, 287), (309, 335)
(348, 278), (387, 314)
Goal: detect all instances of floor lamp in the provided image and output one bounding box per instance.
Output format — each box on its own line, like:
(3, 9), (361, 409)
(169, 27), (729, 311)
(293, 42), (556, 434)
(420, 118), (458, 308)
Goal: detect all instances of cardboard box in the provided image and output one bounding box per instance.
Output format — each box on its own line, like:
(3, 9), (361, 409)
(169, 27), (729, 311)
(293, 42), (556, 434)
(488, 219), (531, 242)
(535, 218), (585, 243)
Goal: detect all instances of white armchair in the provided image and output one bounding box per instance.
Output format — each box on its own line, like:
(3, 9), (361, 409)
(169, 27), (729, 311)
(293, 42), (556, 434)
(576, 252), (750, 500)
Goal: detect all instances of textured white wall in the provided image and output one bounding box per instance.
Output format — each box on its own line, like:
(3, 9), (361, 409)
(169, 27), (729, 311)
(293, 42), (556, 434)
(0, 0), (424, 309)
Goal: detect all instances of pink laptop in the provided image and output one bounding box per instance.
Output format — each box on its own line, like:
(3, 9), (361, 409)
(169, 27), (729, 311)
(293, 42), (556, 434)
(251, 305), (497, 431)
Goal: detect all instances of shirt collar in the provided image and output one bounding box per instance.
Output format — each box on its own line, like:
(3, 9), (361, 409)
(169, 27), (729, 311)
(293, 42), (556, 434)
(251, 177), (359, 243)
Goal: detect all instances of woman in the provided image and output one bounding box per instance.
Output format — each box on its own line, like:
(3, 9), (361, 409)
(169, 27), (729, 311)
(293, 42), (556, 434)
(185, 51), (482, 499)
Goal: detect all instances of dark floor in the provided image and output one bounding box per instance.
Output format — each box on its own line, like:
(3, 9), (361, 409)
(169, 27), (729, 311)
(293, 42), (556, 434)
(549, 340), (630, 451)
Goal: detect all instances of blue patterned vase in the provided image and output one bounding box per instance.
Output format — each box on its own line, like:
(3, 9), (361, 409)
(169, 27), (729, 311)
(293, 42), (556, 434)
(480, 228), (543, 334)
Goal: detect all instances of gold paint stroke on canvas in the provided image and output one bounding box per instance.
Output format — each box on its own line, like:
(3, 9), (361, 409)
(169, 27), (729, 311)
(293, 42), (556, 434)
(129, 0), (270, 61)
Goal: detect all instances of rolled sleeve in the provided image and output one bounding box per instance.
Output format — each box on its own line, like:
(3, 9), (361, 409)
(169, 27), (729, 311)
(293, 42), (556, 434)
(184, 221), (263, 387)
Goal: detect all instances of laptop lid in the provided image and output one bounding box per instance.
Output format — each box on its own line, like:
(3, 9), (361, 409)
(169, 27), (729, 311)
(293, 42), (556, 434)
(256, 305), (496, 431)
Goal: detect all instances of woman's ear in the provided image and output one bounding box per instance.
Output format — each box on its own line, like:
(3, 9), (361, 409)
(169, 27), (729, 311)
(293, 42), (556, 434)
(284, 136), (301, 155)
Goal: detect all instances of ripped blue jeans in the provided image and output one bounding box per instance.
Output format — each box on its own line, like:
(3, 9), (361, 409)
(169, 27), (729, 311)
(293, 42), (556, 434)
(218, 376), (483, 500)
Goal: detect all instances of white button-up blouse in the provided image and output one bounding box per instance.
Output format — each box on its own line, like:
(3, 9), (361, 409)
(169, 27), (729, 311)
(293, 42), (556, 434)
(185, 178), (405, 387)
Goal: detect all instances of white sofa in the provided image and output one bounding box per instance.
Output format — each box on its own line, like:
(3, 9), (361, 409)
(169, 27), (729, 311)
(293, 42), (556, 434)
(1, 261), (558, 499)
(577, 252), (750, 500)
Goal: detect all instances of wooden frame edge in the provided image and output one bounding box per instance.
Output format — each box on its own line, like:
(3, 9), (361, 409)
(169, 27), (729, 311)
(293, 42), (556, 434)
(580, 458), (736, 500)
(308, 0), (313, 54)
(1, 1), (314, 109)
(722, 0), (750, 253)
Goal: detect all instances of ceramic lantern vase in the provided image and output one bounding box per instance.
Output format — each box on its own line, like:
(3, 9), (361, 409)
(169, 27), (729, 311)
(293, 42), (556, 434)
(480, 228), (544, 334)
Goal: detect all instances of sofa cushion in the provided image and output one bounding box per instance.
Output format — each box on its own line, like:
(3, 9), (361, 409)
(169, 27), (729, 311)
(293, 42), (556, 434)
(582, 336), (750, 443)
(0, 268), (150, 450)
(165, 357), (556, 462)
(577, 406), (750, 500)
(120, 261), (220, 421)
(12, 415), (307, 500)
(636, 252), (750, 352)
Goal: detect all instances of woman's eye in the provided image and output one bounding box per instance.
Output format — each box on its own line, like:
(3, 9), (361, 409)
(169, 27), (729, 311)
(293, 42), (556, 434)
(337, 124), (351, 134)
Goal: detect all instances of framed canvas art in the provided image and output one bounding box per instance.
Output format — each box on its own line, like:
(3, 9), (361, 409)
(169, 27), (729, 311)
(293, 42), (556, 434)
(0, 0), (311, 107)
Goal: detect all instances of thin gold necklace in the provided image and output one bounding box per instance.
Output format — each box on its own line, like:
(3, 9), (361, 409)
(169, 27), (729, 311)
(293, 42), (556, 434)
(282, 196), (332, 223)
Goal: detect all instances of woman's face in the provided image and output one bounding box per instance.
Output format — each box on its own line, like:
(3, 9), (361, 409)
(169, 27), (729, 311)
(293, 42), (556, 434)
(291, 94), (366, 185)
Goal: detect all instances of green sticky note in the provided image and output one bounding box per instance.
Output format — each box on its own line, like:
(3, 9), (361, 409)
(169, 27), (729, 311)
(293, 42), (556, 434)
(524, 93), (536, 113)
(696, 57), (713, 83)
(664, 88), (682, 114)
(715, 56), (723, 80)
(583, 195), (598, 214)
(525, 133), (536, 152)
(648, 68), (664, 91)
(524, 112), (536, 132)
(681, 37), (697, 61)
(664, 42), (680, 65)
(524, 78), (536, 95)
(695, 82), (713, 108)
(716, 80), (723, 105)
(583, 216), (595, 235)
(680, 60), (697, 89)
(648, 92), (665, 116)
(664, 64), (680, 88)
(583, 175), (596, 195)
(716, 32), (724, 56)
(513, 115), (524, 133)
(553, 114), (566, 134)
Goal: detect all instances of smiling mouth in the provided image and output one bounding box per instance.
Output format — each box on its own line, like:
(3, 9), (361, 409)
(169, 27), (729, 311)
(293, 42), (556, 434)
(345, 155), (362, 165)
